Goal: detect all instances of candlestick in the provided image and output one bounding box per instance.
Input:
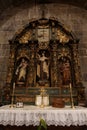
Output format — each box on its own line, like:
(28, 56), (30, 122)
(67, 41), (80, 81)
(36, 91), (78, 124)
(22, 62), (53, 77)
(13, 82), (15, 89)
(69, 83), (75, 109)
(9, 82), (15, 108)
(40, 87), (45, 108)
(39, 87), (49, 108)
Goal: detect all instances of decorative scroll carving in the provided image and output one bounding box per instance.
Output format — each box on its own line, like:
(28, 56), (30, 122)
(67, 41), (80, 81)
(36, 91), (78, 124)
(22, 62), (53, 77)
(19, 30), (32, 44)
(56, 29), (70, 43)
(58, 47), (71, 60)
(16, 47), (30, 61)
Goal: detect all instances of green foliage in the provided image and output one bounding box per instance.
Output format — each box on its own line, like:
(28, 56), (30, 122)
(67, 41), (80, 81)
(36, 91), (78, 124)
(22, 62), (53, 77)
(37, 118), (47, 130)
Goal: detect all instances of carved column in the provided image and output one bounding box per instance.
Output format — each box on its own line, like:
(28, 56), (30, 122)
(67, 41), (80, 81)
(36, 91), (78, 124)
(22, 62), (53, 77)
(72, 43), (82, 85)
(69, 41), (82, 87)
(50, 40), (59, 87)
(6, 40), (17, 87)
(4, 41), (18, 105)
(27, 40), (38, 87)
(70, 41), (85, 104)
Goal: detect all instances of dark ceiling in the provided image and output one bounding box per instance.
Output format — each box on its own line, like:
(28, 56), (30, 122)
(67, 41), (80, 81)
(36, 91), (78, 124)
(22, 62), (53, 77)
(0, 0), (87, 15)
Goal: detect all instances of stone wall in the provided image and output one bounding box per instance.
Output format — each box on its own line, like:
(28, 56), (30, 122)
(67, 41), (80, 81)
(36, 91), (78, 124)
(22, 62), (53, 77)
(0, 3), (87, 100)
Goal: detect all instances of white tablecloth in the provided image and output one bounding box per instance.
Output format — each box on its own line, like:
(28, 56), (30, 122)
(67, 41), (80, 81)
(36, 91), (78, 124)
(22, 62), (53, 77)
(0, 105), (87, 126)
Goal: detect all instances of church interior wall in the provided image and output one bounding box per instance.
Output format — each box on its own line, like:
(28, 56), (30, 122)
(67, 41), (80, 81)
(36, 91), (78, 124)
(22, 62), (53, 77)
(0, 3), (87, 101)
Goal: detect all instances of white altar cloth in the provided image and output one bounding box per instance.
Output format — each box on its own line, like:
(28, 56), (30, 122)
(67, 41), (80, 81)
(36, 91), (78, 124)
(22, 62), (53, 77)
(0, 105), (87, 126)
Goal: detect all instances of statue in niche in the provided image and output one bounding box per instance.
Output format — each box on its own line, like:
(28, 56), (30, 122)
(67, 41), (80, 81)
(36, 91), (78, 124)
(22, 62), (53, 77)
(59, 58), (71, 85)
(36, 50), (50, 86)
(15, 58), (29, 85)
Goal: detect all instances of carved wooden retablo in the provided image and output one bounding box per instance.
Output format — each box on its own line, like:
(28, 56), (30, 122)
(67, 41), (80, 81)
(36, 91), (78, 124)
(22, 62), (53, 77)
(3, 18), (85, 106)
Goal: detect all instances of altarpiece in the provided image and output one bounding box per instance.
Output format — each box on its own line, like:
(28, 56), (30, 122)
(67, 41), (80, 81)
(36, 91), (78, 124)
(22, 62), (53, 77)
(3, 18), (85, 106)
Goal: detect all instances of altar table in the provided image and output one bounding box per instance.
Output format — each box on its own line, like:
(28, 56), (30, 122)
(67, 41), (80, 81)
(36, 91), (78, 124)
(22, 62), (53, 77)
(0, 105), (87, 127)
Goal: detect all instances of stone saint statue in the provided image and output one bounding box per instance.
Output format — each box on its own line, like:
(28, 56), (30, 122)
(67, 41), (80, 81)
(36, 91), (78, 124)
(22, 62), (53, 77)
(37, 52), (49, 82)
(15, 58), (28, 82)
(60, 60), (71, 85)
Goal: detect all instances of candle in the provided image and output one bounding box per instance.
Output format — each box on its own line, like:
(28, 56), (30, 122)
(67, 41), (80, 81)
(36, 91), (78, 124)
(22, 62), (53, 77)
(13, 82), (15, 89)
(69, 83), (75, 108)
(70, 83), (71, 89)
(9, 82), (15, 108)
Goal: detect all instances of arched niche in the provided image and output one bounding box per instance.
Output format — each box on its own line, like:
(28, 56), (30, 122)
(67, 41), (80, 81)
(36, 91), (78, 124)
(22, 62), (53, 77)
(4, 18), (85, 105)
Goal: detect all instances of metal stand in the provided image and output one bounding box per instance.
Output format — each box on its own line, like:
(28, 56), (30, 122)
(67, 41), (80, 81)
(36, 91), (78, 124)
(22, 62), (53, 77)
(9, 83), (15, 108)
(40, 87), (47, 108)
(70, 83), (75, 109)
